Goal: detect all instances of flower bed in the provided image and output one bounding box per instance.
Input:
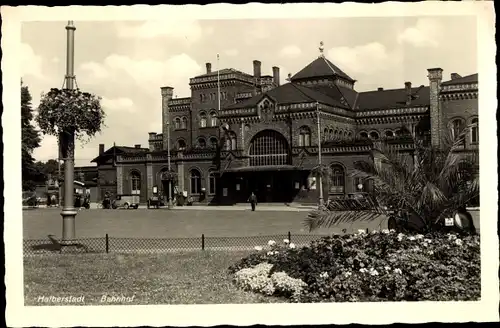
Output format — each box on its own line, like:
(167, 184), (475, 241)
(228, 231), (480, 302)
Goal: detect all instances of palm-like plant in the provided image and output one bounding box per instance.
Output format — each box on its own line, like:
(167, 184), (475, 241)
(306, 124), (479, 233)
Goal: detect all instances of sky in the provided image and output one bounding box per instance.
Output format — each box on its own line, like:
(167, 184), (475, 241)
(21, 16), (477, 167)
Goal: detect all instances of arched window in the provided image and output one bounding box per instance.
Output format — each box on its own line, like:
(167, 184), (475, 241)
(344, 131), (348, 140)
(210, 111), (217, 127)
(329, 164), (345, 194)
(130, 171), (141, 195)
(249, 130), (290, 166)
(359, 132), (368, 139)
(199, 112), (207, 128)
(333, 130), (339, 140)
(385, 130), (394, 138)
(450, 118), (465, 145)
(323, 128), (328, 141)
(190, 169), (201, 194)
(181, 117), (187, 129)
(471, 117), (478, 143)
(197, 137), (206, 148)
(208, 170), (216, 195)
(174, 117), (181, 130)
(299, 126), (311, 147)
(348, 131), (353, 140)
(209, 137), (218, 149)
(369, 131), (380, 140)
(177, 139), (186, 150)
(329, 129), (334, 140)
(225, 131), (237, 151)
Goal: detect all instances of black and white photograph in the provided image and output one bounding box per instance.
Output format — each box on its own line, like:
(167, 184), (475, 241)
(3, 2), (498, 327)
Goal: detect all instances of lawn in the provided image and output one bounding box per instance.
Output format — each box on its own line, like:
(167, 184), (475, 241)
(24, 250), (283, 305)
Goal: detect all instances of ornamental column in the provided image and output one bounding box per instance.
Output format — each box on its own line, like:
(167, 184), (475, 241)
(60, 21), (77, 244)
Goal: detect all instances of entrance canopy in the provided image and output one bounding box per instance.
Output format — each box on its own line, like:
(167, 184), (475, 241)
(223, 165), (303, 173)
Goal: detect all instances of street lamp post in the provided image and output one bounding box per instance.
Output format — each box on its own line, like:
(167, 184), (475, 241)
(161, 87), (174, 209)
(316, 101), (324, 207)
(61, 20), (77, 244)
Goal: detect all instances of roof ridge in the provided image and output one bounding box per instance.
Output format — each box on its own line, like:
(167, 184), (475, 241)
(319, 56), (354, 110)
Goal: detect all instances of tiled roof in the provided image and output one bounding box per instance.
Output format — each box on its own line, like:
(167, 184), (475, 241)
(356, 86), (430, 111)
(441, 73), (478, 86)
(224, 82), (347, 110)
(91, 146), (149, 163)
(291, 56), (355, 82)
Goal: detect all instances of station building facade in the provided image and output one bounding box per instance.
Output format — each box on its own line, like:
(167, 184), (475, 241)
(91, 52), (479, 205)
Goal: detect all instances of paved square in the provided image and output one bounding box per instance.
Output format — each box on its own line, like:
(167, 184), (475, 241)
(23, 207), (379, 240)
(23, 208), (480, 240)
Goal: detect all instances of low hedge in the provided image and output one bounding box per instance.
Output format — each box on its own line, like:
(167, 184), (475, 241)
(228, 230), (480, 302)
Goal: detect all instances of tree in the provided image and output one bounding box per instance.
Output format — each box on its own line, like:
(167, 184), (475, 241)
(305, 125), (479, 234)
(21, 82), (42, 191)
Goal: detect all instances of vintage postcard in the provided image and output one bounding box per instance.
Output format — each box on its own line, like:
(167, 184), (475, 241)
(2, 2), (498, 327)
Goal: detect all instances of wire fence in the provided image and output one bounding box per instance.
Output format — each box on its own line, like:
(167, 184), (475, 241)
(23, 233), (330, 256)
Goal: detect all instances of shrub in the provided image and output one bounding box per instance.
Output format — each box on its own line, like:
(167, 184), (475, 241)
(229, 231), (480, 302)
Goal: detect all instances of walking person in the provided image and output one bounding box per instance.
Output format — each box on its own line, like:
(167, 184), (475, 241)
(248, 192), (257, 211)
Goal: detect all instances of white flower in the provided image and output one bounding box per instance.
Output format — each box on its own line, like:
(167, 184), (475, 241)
(381, 229), (390, 234)
(393, 268), (402, 274)
(357, 229), (366, 235)
(344, 271), (352, 277)
(267, 251), (274, 256)
(422, 242), (429, 247)
(384, 266), (391, 271)
(371, 230), (379, 234)
(370, 270), (379, 276)
(428, 250), (434, 255)
(408, 236), (416, 241)
(289, 243), (296, 249)
(389, 229), (396, 233)
(268, 240), (276, 246)
(254, 246), (263, 251)
(447, 234), (457, 240)
(359, 268), (367, 273)
(283, 239), (290, 244)
(455, 239), (463, 246)
(319, 272), (329, 279)
(424, 239), (432, 244)
(415, 234), (424, 239)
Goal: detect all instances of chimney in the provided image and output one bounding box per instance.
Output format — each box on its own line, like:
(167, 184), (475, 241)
(404, 82), (412, 105)
(161, 86), (174, 150)
(99, 144), (104, 155)
(206, 62), (212, 74)
(427, 68), (443, 148)
(377, 87), (384, 91)
(134, 144), (141, 149)
(272, 66), (280, 86)
(451, 73), (462, 80)
(253, 60), (261, 78)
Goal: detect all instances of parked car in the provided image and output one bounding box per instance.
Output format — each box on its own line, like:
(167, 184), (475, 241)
(22, 191), (38, 207)
(114, 195), (140, 209)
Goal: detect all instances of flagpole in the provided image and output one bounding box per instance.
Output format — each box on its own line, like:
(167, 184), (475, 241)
(217, 53), (221, 113)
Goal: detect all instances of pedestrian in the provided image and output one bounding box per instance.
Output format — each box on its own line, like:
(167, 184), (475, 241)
(248, 192), (257, 211)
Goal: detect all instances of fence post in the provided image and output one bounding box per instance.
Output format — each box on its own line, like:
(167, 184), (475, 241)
(288, 231), (291, 243)
(201, 234), (205, 251)
(105, 234), (109, 253)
